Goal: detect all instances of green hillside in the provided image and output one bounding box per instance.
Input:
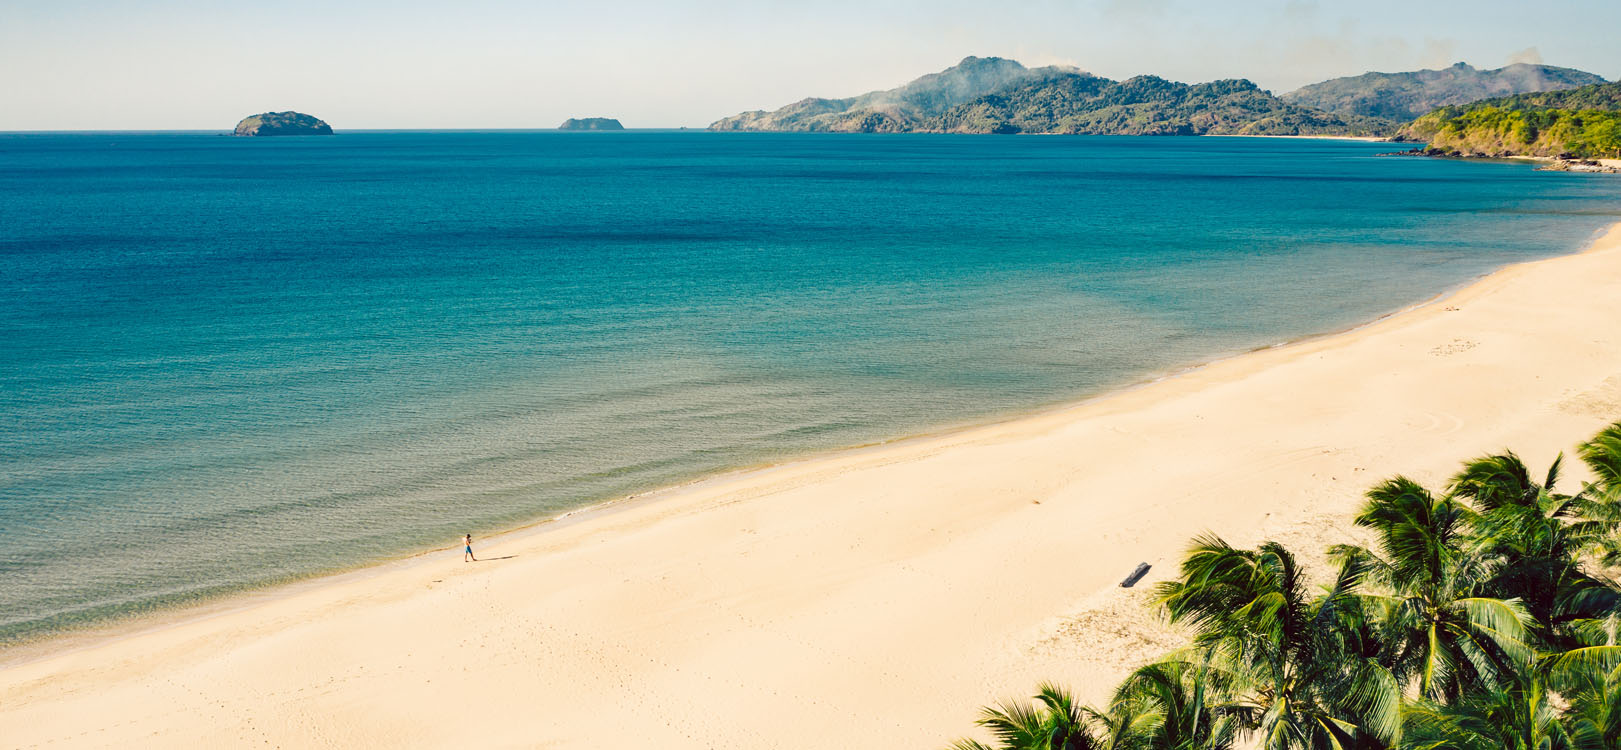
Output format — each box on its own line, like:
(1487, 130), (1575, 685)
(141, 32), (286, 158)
(929, 75), (1386, 136)
(710, 57), (1379, 136)
(1283, 62), (1606, 121)
(709, 56), (1078, 132)
(1399, 81), (1621, 158)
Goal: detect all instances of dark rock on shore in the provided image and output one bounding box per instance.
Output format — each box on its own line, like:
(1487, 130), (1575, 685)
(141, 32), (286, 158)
(1378, 147), (1620, 173)
(559, 118), (624, 131)
(233, 112), (333, 137)
(1538, 158), (1621, 173)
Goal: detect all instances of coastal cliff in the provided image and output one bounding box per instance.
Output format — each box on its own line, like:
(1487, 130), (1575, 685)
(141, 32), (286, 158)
(233, 112), (333, 136)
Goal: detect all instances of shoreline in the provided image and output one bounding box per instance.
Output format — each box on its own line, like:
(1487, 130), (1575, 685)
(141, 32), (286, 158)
(1221, 133), (1388, 142)
(1384, 149), (1621, 173)
(5, 223), (1621, 747)
(0, 231), (1536, 667)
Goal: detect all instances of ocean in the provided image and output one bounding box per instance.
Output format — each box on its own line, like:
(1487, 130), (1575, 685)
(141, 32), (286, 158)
(2, 131), (1619, 645)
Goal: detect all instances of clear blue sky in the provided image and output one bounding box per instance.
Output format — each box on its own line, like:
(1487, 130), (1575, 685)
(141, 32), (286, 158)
(2, 0), (1617, 130)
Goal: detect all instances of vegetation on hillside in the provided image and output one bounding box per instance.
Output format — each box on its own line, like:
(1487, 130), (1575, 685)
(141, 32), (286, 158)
(709, 56), (1078, 132)
(1400, 82), (1621, 159)
(233, 111), (332, 136)
(558, 117), (625, 130)
(929, 76), (1387, 136)
(1283, 62), (1606, 122)
(708, 57), (1377, 136)
(952, 420), (1621, 750)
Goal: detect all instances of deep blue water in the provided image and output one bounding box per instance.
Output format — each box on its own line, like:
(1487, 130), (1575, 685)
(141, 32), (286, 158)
(2, 132), (1619, 644)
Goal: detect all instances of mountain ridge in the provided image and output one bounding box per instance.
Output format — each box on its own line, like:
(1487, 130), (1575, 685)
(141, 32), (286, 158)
(708, 57), (1610, 138)
(930, 74), (1389, 136)
(710, 56), (1085, 132)
(709, 57), (1380, 136)
(1283, 62), (1607, 122)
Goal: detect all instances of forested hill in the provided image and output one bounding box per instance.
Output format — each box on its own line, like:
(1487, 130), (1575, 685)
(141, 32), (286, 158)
(709, 57), (1381, 136)
(929, 75), (1385, 135)
(1397, 81), (1621, 158)
(709, 56), (1080, 132)
(1282, 62), (1606, 122)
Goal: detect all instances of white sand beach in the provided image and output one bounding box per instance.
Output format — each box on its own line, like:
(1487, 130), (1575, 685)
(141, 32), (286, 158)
(4, 224), (1621, 749)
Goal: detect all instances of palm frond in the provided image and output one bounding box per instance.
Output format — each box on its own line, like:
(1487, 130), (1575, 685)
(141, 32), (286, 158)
(1579, 421), (1621, 492)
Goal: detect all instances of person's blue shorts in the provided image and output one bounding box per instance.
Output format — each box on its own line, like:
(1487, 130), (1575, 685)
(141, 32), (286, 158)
(465, 546), (472, 553)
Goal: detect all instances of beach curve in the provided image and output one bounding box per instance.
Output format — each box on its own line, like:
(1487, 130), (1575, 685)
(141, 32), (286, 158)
(4, 223), (1621, 748)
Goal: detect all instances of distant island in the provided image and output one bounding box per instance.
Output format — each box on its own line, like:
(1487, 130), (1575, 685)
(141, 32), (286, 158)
(233, 111), (333, 137)
(1395, 81), (1621, 164)
(708, 56), (1607, 138)
(559, 117), (624, 131)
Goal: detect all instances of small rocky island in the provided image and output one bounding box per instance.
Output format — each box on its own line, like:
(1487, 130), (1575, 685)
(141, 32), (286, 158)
(233, 112), (333, 137)
(558, 117), (624, 131)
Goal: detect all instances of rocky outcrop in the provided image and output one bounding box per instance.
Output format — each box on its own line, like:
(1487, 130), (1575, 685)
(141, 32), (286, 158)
(559, 118), (625, 131)
(233, 112), (333, 137)
(1538, 158), (1621, 173)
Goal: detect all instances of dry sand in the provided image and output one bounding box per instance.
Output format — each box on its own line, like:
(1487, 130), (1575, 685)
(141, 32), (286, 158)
(6, 224), (1621, 749)
(1226, 134), (1388, 142)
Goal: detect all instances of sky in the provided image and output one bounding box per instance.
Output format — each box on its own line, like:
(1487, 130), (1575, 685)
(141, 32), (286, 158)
(2, 0), (1619, 130)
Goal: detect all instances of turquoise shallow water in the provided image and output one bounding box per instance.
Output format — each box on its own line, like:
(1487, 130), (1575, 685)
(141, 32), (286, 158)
(2, 132), (1619, 644)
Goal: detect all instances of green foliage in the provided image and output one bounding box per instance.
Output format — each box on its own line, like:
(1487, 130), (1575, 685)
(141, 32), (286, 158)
(233, 111), (332, 136)
(709, 57), (1390, 136)
(953, 420), (1621, 750)
(928, 75), (1390, 137)
(950, 683), (1151, 750)
(709, 56), (1075, 133)
(1283, 62), (1606, 122)
(1398, 82), (1621, 158)
(558, 118), (624, 131)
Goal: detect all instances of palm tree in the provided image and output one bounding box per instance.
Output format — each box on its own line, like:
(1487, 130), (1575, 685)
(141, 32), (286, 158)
(1111, 658), (1239, 749)
(1450, 451), (1610, 645)
(949, 682), (1151, 750)
(1578, 423), (1621, 495)
(1554, 656), (1621, 750)
(948, 420), (1621, 750)
(1333, 475), (1532, 700)
(1576, 423), (1621, 569)
(1401, 671), (1573, 750)
(1154, 536), (1400, 749)
(1538, 614), (1621, 749)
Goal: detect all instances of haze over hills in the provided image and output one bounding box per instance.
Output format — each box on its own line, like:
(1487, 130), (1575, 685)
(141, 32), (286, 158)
(709, 56), (1610, 137)
(710, 56), (1378, 135)
(1282, 62), (1608, 122)
(931, 75), (1388, 136)
(710, 56), (1082, 132)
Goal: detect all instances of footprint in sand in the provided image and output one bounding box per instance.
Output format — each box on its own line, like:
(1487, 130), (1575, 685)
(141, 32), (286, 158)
(1429, 338), (1477, 356)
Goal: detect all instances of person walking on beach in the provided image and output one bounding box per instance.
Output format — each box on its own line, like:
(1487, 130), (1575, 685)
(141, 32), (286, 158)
(463, 533), (476, 562)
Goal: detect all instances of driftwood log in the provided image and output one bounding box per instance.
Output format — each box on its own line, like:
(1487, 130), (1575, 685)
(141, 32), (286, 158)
(1120, 562), (1151, 588)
